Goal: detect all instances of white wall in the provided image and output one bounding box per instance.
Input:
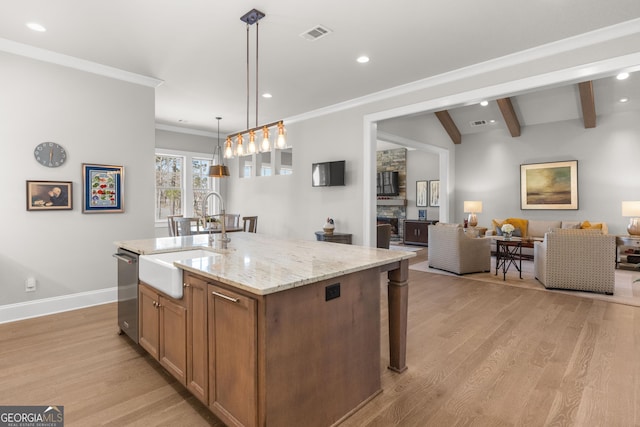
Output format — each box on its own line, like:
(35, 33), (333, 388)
(455, 111), (640, 235)
(406, 150), (440, 221)
(0, 52), (155, 313)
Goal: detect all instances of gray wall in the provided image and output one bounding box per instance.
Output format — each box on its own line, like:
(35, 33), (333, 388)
(454, 111), (640, 235)
(0, 52), (155, 312)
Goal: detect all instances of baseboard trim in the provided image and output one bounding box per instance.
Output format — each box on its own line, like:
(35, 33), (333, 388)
(0, 287), (117, 324)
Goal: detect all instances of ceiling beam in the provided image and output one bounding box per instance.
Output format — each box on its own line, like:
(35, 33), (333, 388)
(434, 110), (461, 144)
(578, 81), (596, 128)
(496, 97), (521, 137)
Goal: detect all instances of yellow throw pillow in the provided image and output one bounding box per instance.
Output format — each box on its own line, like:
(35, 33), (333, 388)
(581, 220), (603, 230)
(505, 217), (529, 238)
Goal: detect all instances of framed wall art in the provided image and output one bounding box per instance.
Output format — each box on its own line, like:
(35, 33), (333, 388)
(26, 180), (73, 211)
(82, 163), (124, 213)
(429, 180), (440, 207)
(416, 180), (427, 207)
(520, 160), (578, 210)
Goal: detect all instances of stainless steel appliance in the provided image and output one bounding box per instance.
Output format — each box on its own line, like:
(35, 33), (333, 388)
(113, 248), (139, 343)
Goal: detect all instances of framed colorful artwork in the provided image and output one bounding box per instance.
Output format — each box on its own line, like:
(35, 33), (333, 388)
(82, 163), (124, 213)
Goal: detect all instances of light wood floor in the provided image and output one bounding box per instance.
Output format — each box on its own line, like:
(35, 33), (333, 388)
(2, 247), (639, 426)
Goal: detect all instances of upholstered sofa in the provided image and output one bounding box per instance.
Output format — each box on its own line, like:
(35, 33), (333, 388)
(533, 228), (616, 294)
(486, 218), (608, 256)
(428, 223), (491, 275)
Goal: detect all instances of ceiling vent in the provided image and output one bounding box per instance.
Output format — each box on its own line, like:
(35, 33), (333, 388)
(300, 25), (332, 41)
(469, 120), (488, 127)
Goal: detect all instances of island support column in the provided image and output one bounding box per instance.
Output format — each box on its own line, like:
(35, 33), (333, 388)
(387, 258), (408, 372)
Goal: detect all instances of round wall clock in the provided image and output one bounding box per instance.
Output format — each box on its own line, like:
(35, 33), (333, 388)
(34, 142), (67, 167)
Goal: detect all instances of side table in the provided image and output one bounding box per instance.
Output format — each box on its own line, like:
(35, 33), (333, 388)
(315, 231), (352, 245)
(616, 235), (640, 269)
(495, 238), (535, 280)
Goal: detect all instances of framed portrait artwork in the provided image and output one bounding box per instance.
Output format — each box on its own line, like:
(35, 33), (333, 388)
(416, 180), (428, 207)
(429, 180), (440, 207)
(26, 180), (73, 211)
(520, 160), (578, 210)
(82, 163), (124, 213)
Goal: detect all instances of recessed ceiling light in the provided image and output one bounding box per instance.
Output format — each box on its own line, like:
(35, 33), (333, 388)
(26, 22), (46, 32)
(619, 97), (629, 103)
(480, 100), (489, 107)
(489, 119), (496, 124)
(356, 56), (370, 64)
(617, 72), (630, 80)
(262, 93), (272, 98)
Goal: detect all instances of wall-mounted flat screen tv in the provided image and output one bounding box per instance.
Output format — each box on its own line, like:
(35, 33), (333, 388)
(377, 171), (399, 196)
(312, 160), (345, 187)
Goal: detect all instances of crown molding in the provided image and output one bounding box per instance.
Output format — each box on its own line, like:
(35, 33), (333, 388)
(0, 38), (163, 88)
(155, 123), (217, 138)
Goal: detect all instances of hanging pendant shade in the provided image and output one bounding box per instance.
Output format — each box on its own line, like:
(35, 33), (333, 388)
(209, 163), (230, 177)
(209, 116), (230, 177)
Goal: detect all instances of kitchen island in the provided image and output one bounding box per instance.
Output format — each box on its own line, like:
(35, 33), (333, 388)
(116, 233), (414, 427)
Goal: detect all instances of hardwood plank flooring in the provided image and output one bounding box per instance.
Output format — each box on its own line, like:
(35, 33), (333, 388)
(1, 247), (638, 426)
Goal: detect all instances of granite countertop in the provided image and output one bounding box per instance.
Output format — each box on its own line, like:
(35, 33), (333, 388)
(115, 233), (415, 295)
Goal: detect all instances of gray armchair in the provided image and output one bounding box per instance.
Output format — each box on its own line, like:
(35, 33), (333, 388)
(428, 224), (491, 275)
(534, 229), (616, 294)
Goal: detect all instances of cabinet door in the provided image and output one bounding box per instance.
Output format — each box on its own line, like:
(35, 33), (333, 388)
(185, 274), (209, 404)
(404, 221), (430, 245)
(159, 295), (187, 385)
(208, 284), (258, 427)
(138, 283), (160, 359)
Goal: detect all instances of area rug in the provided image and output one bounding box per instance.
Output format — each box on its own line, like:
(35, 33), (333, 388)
(389, 245), (423, 252)
(409, 257), (640, 307)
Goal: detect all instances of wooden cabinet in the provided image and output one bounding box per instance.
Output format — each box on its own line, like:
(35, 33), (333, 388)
(208, 283), (258, 427)
(403, 220), (437, 246)
(138, 283), (187, 385)
(184, 274), (209, 404)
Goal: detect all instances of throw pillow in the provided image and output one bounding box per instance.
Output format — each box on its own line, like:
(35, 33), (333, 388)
(580, 220), (603, 230)
(492, 219), (505, 233)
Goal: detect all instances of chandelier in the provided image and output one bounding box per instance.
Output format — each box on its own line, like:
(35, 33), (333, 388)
(224, 8), (287, 159)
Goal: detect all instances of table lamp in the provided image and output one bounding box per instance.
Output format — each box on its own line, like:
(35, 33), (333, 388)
(622, 201), (640, 235)
(463, 201), (482, 227)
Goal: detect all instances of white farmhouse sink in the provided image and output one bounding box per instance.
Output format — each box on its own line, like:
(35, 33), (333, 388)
(139, 249), (217, 299)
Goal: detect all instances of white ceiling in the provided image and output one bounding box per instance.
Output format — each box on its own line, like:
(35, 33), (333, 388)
(1, 0), (640, 136)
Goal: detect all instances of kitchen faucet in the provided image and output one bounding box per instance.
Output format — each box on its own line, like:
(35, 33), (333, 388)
(202, 191), (230, 249)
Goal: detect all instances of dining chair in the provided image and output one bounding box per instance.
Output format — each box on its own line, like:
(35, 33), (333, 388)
(242, 216), (258, 233)
(167, 215), (183, 237)
(224, 214), (241, 229)
(174, 217), (201, 236)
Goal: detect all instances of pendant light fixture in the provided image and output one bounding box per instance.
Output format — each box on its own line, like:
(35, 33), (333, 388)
(224, 8), (287, 159)
(208, 117), (230, 177)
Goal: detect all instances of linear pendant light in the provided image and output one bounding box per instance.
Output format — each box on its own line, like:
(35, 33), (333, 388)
(224, 8), (286, 159)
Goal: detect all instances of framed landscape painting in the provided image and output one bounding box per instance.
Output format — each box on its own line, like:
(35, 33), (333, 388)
(82, 163), (124, 213)
(520, 160), (578, 210)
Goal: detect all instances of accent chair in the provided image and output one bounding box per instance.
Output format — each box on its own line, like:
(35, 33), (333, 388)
(427, 223), (491, 275)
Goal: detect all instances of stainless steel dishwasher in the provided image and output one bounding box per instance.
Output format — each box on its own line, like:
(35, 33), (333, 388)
(113, 248), (139, 343)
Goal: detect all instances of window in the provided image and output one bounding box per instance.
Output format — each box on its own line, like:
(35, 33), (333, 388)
(155, 154), (183, 220)
(155, 150), (214, 223)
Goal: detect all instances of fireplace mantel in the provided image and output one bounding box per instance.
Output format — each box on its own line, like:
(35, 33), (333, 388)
(376, 199), (407, 206)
